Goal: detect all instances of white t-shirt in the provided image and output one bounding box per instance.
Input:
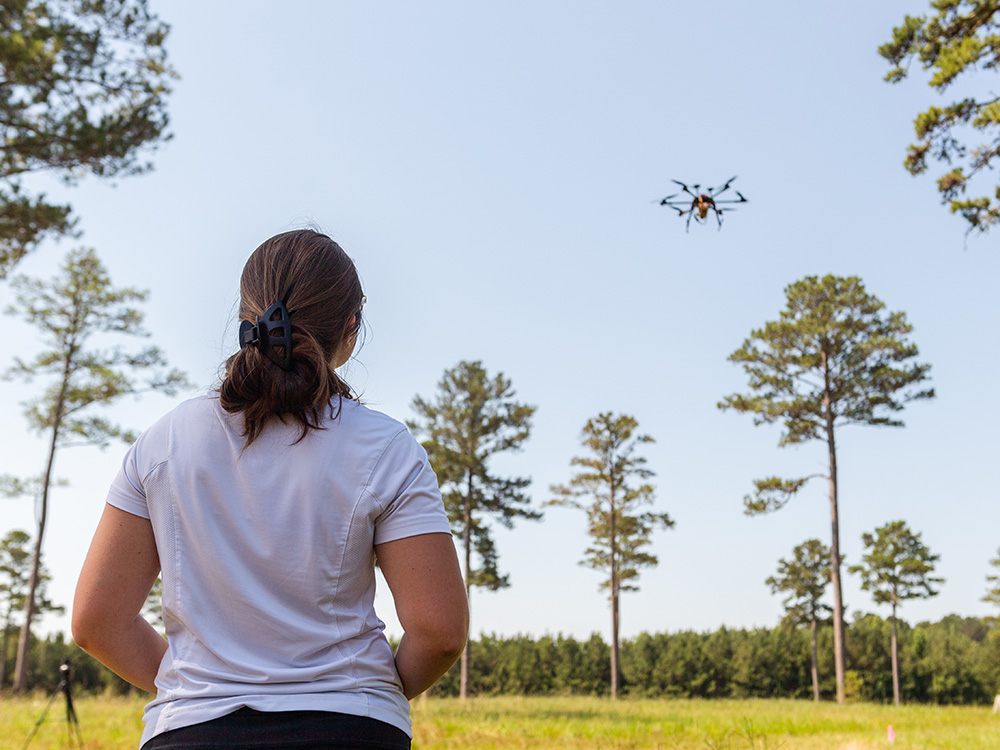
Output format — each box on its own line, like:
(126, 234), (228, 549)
(104, 394), (451, 746)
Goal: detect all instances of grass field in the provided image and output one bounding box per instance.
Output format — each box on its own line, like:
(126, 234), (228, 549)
(0, 694), (997, 749)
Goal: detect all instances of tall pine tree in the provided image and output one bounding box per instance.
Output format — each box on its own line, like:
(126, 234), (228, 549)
(766, 539), (831, 702)
(850, 520), (943, 706)
(549, 412), (673, 699)
(409, 360), (539, 698)
(3, 247), (188, 691)
(719, 274), (934, 703)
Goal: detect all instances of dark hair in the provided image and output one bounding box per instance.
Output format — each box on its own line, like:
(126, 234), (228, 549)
(219, 230), (364, 446)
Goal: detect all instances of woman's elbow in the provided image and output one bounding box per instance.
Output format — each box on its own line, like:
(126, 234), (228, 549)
(71, 608), (98, 652)
(413, 606), (469, 659)
(438, 617), (469, 660)
(71, 598), (114, 653)
(443, 601), (471, 657)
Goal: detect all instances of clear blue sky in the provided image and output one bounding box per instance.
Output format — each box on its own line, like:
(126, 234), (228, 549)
(2, 1), (998, 643)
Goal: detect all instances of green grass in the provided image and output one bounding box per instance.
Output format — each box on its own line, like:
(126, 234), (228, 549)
(0, 694), (996, 749)
(411, 697), (999, 749)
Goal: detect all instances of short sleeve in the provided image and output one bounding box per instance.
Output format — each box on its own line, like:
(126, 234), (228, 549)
(370, 429), (451, 545)
(105, 439), (151, 520)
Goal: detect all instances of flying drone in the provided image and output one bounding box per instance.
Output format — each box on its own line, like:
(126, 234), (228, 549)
(659, 176), (748, 231)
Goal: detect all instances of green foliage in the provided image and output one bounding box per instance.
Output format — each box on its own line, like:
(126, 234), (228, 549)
(743, 476), (816, 515)
(982, 547), (1000, 611)
(0, 0), (177, 276)
(5, 247), (189, 444)
(846, 612), (895, 700)
(549, 413), (673, 595)
(3, 246), (188, 690)
(420, 615), (998, 703)
(4, 615), (996, 703)
(409, 360), (539, 592)
(431, 632), (611, 697)
(880, 1), (1000, 234)
(850, 521), (944, 609)
(722, 275), (932, 515)
(721, 275), (933, 450)
(0, 529), (62, 624)
(850, 521), (943, 705)
(141, 576), (162, 631)
(766, 539), (831, 629)
(0, 528), (61, 687)
(0, 628), (134, 693)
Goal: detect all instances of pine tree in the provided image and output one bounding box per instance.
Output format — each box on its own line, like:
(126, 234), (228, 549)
(719, 274), (934, 703)
(765, 539), (831, 701)
(849, 520), (943, 706)
(0, 528), (62, 688)
(3, 247), (189, 691)
(880, 1), (1000, 234)
(0, 0), (176, 276)
(983, 548), (1000, 614)
(549, 412), (674, 699)
(409, 360), (539, 698)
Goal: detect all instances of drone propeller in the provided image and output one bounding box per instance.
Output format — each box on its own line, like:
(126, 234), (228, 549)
(714, 190), (748, 205)
(711, 176), (738, 196)
(670, 180), (700, 199)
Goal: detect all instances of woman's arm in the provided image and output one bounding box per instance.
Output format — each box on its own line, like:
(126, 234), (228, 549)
(72, 504), (166, 694)
(375, 532), (468, 699)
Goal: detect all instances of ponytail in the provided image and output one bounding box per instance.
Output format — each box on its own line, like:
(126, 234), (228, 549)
(219, 230), (363, 447)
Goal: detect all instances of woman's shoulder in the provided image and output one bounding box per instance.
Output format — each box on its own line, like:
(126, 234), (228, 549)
(335, 400), (426, 465)
(133, 392), (221, 445)
(338, 398), (408, 435)
(161, 391), (221, 425)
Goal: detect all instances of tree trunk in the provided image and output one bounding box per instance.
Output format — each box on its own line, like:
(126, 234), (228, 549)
(608, 473), (619, 700)
(15, 361), (70, 692)
(810, 616), (820, 702)
(822, 353), (846, 704)
(13, 489), (48, 692)
(891, 598), (900, 706)
(610, 585), (619, 700)
(0, 608), (10, 688)
(13, 446), (57, 691)
(459, 475), (472, 700)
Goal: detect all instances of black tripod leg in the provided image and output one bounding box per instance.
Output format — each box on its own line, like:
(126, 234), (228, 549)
(63, 675), (84, 748)
(19, 686), (61, 750)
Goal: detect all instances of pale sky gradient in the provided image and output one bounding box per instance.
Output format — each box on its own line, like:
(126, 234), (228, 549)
(2, 1), (998, 644)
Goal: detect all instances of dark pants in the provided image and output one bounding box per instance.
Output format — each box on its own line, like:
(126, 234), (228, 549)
(141, 707), (411, 750)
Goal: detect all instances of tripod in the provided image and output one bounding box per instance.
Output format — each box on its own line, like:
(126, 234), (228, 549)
(21, 659), (84, 750)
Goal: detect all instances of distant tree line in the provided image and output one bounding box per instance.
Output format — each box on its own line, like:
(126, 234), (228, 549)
(5, 613), (996, 704)
(0, 628), (134, 695)
(429, 615), (1000, 704)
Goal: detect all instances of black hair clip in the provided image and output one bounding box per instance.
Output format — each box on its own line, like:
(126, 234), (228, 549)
(239, 300), (293, 371)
